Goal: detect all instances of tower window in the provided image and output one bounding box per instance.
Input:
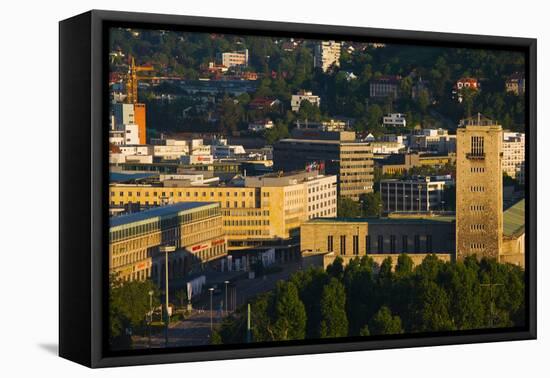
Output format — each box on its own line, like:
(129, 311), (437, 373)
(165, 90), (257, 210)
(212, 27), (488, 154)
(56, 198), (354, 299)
(471, 136), (485, 156)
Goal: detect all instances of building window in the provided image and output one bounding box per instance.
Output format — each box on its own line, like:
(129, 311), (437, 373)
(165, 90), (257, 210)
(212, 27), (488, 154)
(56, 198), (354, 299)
(366, 235), (371, 254)
(327, 235), (333, 252)
(426, 235), (433, 253)
(353, 235), (359, 255)
(340, 235), (346, 255)
(402, 235), (408, 253)
(377, 235), (383, 254)
(471, 136), (485, 156)
(414, 235), (420, 253)
(390, 235), (396, 253)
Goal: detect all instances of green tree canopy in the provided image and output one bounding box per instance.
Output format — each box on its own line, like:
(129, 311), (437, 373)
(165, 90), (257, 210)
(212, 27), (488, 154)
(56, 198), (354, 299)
(369, 306), (404, 335)
(319, 278), (349, 338)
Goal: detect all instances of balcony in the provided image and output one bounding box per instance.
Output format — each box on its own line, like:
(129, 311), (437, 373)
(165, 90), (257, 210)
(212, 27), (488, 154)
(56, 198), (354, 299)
(466, 153), (485, 160)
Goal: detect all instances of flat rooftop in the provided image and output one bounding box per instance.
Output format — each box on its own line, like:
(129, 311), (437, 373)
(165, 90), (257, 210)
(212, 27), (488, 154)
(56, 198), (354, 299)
(277, 138), (367, 145)
(110, 172), (158, 183)
(306, 216), (455, 225)
(110, 202), (218, 228)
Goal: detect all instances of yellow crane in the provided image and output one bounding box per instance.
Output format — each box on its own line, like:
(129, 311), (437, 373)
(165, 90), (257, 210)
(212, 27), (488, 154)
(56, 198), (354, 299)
(125, 55), (154, 104)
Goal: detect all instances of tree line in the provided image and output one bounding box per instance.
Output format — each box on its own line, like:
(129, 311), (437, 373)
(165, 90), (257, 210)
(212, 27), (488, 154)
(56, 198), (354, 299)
(212, 254), (525, 344)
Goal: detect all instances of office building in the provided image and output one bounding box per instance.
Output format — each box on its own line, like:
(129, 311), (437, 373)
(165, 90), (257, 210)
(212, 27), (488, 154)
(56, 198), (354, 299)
(273, 129), (374, 200)
(380, 176), (451, 213)
(109, 170), (337, 252)
(456, 115), (503, 261)
(314, 40), (342, 72)
(109, 202), (227, 282)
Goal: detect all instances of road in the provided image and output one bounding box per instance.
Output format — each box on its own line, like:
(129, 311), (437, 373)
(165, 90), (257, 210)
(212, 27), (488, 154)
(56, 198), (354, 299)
(131, 260), (303, 349)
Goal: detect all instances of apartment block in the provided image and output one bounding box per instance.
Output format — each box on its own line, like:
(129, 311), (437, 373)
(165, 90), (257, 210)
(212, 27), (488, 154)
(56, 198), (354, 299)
(502, 132), (525, 185)
(314, 40), (341, 72)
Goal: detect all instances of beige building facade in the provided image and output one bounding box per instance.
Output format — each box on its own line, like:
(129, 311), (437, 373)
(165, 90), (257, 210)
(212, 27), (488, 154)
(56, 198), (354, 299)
(109, 202), (226, 282)
(301, 217), (455, 268)
(110, 171), (337, 250)
(274, 130), (374, 201)
(456, 116), (503, 261)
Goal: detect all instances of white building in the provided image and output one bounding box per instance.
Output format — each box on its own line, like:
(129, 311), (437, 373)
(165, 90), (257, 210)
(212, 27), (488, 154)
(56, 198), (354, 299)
(248, 119), (274, 132)
(502, 132), (525, 185)
(153, 144), (188, 160)
(109, 130), (125, 146)
(244, 170), (337, 220)
(159, 173), (219, 186)
(383, 113), (407, 128)
(314, 41), (342, 73)
(409, 128), (456, 153)
(122, 124), (140, 145)
(363, 133), (376, 142)
(212, 144), (246, 159)
(180, 154), (214, 165)
(291, 90), (321, 112)
(305, 174), (338, 219)
(380, 176), (452, 213)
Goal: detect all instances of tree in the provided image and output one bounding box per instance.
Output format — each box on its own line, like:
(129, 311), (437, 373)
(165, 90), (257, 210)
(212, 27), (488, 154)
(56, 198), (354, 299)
(411, 280), (455, 332)
(395, 254), (414, 278)
(319, 279), (349, 338)
(417, 89), (431, 115)
(219, 96), (244, 133)
(359, 325), (370, 336)
(369, 306), (404, 335)
(359, 192), (382, 217)
(296, 99), (321, 122)
(270, 281), (307, 341)
(327, 256), (344, 279)
(337, 197), (361, 218)
(109, 274), (160, 349)
(366, 104), (383, 129)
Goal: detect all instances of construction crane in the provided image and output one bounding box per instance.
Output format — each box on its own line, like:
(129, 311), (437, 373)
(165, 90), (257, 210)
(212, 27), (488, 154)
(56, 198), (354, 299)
(125, 55), (154, 104)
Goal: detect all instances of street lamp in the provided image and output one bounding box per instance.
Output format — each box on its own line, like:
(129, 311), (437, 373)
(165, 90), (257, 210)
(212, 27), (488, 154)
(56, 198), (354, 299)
(224, 280), (230, 316)
(159, 244), (176, 347)
(148, 290), (153, 348)
(208, 287), (214, 332)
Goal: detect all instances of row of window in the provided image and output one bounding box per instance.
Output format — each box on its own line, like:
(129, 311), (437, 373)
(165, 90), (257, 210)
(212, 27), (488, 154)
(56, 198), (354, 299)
(110, 207), (219, 242)
(327, 234), (433, 255)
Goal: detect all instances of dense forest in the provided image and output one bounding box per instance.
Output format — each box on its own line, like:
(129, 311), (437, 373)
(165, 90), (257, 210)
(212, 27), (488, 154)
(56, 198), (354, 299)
(212, 254), (525, 344)
(109, 28), (526, 136)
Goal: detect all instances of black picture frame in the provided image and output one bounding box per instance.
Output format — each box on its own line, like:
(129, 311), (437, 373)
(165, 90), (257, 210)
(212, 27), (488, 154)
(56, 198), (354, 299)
(59, 9), (537, 368)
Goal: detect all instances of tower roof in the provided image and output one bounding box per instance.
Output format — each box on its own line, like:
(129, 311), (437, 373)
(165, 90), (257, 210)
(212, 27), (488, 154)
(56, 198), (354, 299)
(459, 113), (499, 127)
